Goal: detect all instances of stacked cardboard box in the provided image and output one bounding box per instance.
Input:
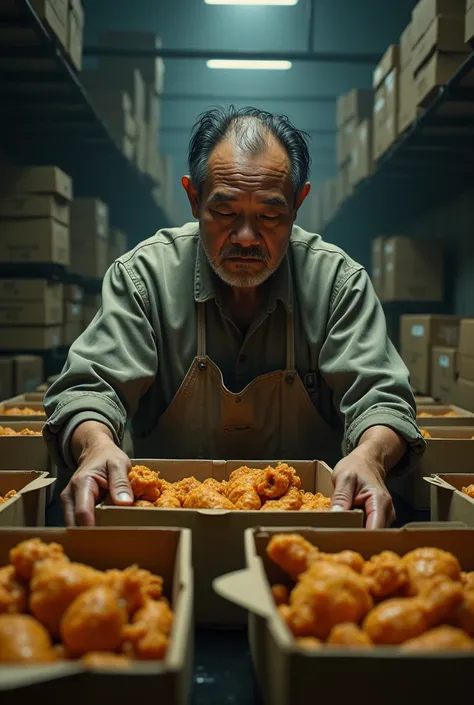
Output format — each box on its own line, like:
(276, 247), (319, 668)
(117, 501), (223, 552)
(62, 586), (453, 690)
(108, 228), (127, 265)
(83, 293), (102, 330)
(0, 166), (71, 267)
(400, 314), (460, 394)
(70, 198), (109, 279)
(430, 345), (458, 402)
(349, 119), (373, 188)
(63, 284), (83, 346)
(398, 23), (418, 134)
(0, 358), (13, 400)
(373, 45), (400, 161)
(454, 319), (474, 411)
(337, 90), (372, 193)
(412, 0), (469, 107)
(370, 235), (385, 299)
(467, 0), (474, 45)
(0, 280), (63, 352)
(67, 0), (84, 71)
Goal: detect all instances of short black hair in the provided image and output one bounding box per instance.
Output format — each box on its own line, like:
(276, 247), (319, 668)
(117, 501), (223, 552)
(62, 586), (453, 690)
(188, 106), (311, 197)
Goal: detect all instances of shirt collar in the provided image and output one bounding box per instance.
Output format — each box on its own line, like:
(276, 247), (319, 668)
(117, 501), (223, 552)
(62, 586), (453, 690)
(194, 236), (293, 313)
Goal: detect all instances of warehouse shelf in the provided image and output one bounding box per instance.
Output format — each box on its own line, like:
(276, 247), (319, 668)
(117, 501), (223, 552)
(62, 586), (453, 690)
(0, 0), (171, 244)
(322, 51), (474, 253)
(0, 263), (102, 295)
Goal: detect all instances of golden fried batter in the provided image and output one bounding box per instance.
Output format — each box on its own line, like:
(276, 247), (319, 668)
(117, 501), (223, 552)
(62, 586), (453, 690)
(183, 485), (236, 510)
(419, 575), (463, 626)
(271, 584), (290, 606)
(256, 465), (291, 498)
(81, 651), (131, 669)
(225, 468), (261, 510)
(10, 538), (68, 581)
(287, 561), (372, 639)
(155, 492), (182, 508)
(128, 465), (162, 502)
(363, 598), (428, 645)
(0, 427), (41, 436)
(266, 534), (318, 580)
(300, 492), (331, 511)
(0, 490), (17, 504)
(202, 478), (227, 495)
(310, 550), (365, 575)
(122, 599), (173, 660)
(30, 561), (102, 637)
(173, 476), (201, 496)
(61, 585), (127, 657)
(420, 428), (431, 439)
(0, 614), (55, 663)
(403, 547), (461, 594)
(2, 407), (45, 416)
(0, 565), (27, 614)
(462, 485), (474, 499)
(104, 565), (163, 615)
(402, 626), (474, 651)
(133, 500), (154, 508)
(295, 636), (323, 650)
(461, 572), (474, 591)
(455, 590), (474, 637)
(327, 623), (372, 648)
(260, 486), (303, 511)
(362, 551), (408, 600)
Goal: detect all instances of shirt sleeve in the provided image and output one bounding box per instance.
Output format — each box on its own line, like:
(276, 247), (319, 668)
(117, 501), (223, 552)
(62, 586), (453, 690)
(318, 265), (425, 476)
(43, 261), (158, 471)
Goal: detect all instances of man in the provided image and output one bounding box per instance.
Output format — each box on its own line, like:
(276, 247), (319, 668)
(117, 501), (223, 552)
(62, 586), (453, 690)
(44, 106), (424, 528)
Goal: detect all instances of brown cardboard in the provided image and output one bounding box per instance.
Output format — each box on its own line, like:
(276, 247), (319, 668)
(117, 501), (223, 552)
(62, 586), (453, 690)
(0, 421), (48, 471)
(100, 31), (165, 94)
(64, 301), (82, 323)
(384, 69), (399, 149)
(215, 525), (474, 705)
(108, 228), (127, 264)
(426, 473), (474, 525)
(373, 44), (400, 89)
(415, 395), (436, 405)
(430, 346), (458, 402)
(371, 236), (385, 298)
(63, 283), (83, 303)
(0, 280), (63, 326)
(400, 22), (414, 69)
(0, 527), (193, 704)
(0, 194), (69, 225)
(373, 84), (387, 160)
(398, 66), (418, 134)
(0, 471), (54, 527)
(412, 0), (466, 47)
(458, 319), (474, 381)
(68, 0), (84, 70)
(0, 326), (61, 351)
(82, 304), (98, 329)
(0, 279), (63, 303)
(71, 198), (108, 239)
(0, 358), (13, 400)
(415, 51), (469, 105)
(71, 237), (108, 279)
(0, 166), (72, 201)
(13, 355), (44, 394)
(382, 236), (444, 302)
(0, 393), (45, 422)
(467, 3), (474, 44)
(416, 403), (474, 424)
(0, 219), (70, 266)
(345, 89), (373, 124)
(70, 199), (109, 278)
(453, 377), (474, 412)
(63, 321), (82, 346)
(349, 118), (373, 186)
(30, 0), (68, 47)
(412, 15), (469, 74)
(96, 459), (363, 625)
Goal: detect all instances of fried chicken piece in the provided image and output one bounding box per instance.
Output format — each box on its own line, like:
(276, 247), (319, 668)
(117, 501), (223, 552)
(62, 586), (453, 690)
(155, 492), (182, 508)
(300, 492), (331, 511)
(267, 533), (318, 580)
(61, 585), (127, 657)
(159, 481), (187, 505)
(173, 476), (202, 496)
(133, 500), (155, 508)
(0, 426), (16, 436)
(295, 637), (323, 650)
(309, 550), (365, 575)
(363, 598), (428, 645)
(0, 489), (17, 504)
(277, 603), (292, 624)
(202, 478), (227, 495)
(402, 626), (474, 652)
(362, 551), (408, 600)
(103, 565), (163, 615)
(3, 407), (45, 416)
(462, 485), (474, 499)
(183, 485), (236, 509)
(256, 464), (291, 499)
(454, 589), (474, 636)
(0, 427), (42, 436)
(260, 486), (303, 511)
(327, 623), (373, 648)
(403, 547), (461, 594)
(0, 565), (28, 614)
(10, 538), (68, 581)
(225, 468), (261, 510)
(271, 584), (290, 606)
(420, 428), (431, 439)
(122, 599), (173, 660)
(128, 465), (162, 502)
(0, 614), (55, 663)
(30, 561), (102, 637)
(16, 428), (42, 436)
(286, 561), (372, 639)
(81, 651), (131, 669)
(461, 572), (474, 591)
(419, 575), (464, 626)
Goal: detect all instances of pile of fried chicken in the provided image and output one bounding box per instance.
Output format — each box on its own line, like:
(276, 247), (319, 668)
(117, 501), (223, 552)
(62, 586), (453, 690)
(0, 426), (42, 436)
(128, 463), (331, 511)
(462, 485), (474, 499)
(417, 410), (460, 418)
(267, 533), (474, 651)
(0, 490), (16, 505)
(0, 538), (173, 666)
(1, 407), (45, 417)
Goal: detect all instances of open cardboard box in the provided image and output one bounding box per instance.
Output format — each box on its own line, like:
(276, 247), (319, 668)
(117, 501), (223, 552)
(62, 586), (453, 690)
(426, 473), (474, 527)
(401, 427), (474, 511)
(416, 404), (474, 426)
(95, 459), (363, 626)
(0, 471), (54, 526)
(0, 527), (193, 705)
(0, 421), (48, 470)
(214, 525), (474, 705)
(0, 393), (45, 421)
(415, 395), (436, 405)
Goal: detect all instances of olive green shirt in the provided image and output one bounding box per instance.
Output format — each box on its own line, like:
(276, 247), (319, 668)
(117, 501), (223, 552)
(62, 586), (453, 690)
(44, 223), (425, 470)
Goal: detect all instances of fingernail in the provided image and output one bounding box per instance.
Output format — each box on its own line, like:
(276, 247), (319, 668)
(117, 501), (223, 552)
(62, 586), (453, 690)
(118, 492), (132, 503)
(331, 505), (345, 512)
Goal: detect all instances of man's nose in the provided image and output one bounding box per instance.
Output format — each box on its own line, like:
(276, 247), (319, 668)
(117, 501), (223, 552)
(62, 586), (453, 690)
(230, 221), (260, 246)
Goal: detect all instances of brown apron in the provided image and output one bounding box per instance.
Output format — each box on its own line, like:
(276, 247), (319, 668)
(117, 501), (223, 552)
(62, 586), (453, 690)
(133, 303), (344, 466)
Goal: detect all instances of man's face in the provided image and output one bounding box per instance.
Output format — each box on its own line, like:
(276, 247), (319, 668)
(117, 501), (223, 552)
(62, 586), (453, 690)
(184, 138), (308, 289)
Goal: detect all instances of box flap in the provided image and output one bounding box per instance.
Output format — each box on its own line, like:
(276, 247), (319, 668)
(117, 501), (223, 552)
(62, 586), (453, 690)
(18, 473), (55, 494)
(213, 565), (274, 619)
(0, 663), (81, 690)
(423, 475), (456, 490)
(401, 520), (467, 530)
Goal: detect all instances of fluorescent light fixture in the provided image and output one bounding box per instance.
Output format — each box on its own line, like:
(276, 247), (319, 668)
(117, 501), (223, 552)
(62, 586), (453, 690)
(205, 0), (298, 5)
(207, 59), (292, 70)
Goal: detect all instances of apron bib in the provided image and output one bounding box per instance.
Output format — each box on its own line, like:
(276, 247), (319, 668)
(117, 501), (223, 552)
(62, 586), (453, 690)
(133, 303), (343, 466)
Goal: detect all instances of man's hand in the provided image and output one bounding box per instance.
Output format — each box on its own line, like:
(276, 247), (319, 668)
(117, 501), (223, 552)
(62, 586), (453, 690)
(61, 421), (133, 527)
(331, 426), (407, 529)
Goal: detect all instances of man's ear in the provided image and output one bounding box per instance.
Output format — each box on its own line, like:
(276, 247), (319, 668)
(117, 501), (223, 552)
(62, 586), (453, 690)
(182, 176), (200, 219)
(293, 182), (311, 219)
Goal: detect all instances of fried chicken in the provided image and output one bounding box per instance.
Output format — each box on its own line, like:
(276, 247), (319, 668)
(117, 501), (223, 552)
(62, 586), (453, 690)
(266, 534), (318, 580)
(103, 564), (163, 615)
(154, 492), (182, 508)
(10, 538), (67, 581)
(271, 584), (290, 606)
(260, 486), (303, 511)
(420, 428), (431, 439)
(363, 597), (428, 645)
(61, 585), (127, 657)
(0, 565), (28, 614)
(461, 572), (474, 591)
(295, 636), (323, 650)
(0, 427), (42, 436)
(419, 575), (464, 626)
(122, 599), (173, 660)
(300, 492), (331, 511)
(2, 407), (45, 416)
(454, 589), (474, 637)
(81, 651), (131, 669)
(309, 550), (365, 575)
(327, 622), (372, 648)
(462, 485), (474, 499)
(225, 467), (261, 510)
(0, 614), (55, 663)
(401, 626), (474, 651)
(202, 478), (227, 495)
(403, 547), (461, 594)
(133, 500), (154, 508)
(362, 551), (408, 600)
(128, 465), (162, 503)
(183, 485), (236, 510)
(0, 490), (16, 504)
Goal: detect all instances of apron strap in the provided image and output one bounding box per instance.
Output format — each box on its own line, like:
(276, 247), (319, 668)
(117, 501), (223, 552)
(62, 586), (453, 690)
(197, 302), (207, 357)
(286, 311), (295, 370)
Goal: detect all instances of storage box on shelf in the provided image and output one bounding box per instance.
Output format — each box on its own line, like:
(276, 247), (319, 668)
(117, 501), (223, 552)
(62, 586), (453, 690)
(430, 346), (458, 402)
(380, 236), (444, 303)
(12, 355), (44, 394)
(337, 89), (373, 193)
(373, 45), (400, 160)
(467, 0), (474, 45)
(349, 118), (373, 187)
(82, 293), (101, 330)
(0, 280), (63, 327)
(63, 286), (83, 346)
(108, 228), (128, 265)
(370, 235), (385, 298)
(29, 0), (68, 49)
(70, 198), (109, 279)
(67, 0), (84, 71)
(411, 0), (466, 48)
(399, 22), (418, 134)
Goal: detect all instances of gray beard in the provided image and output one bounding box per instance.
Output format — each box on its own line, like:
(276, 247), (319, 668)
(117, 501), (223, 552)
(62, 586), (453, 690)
(201, 237), (283, 289)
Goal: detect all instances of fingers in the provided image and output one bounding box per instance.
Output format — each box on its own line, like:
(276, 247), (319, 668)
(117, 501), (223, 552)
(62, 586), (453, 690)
(73, 473), (100, 526)
(108, 457), (133, 505)
(61, 483), (76, 527)
(331, 470), (358, 511)
(364, 491), (396, 530)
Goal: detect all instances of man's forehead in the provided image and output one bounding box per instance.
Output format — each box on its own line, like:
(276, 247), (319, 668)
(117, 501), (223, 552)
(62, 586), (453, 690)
(208, 191), (288, 206)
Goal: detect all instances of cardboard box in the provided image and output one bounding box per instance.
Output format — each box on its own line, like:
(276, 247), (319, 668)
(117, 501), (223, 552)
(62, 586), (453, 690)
(63, 283), (83, 303)
(71, 237), (108, 279)
(100, 30), (165, 94)
(415, 51), (469, 105)
(412, 15), (469, 75)
(0, 280), (63, 326)
(71, 198), (108, 239)
(13, 355), (44, 394)
(214, 525), (474, 705)
(0, 471), (54, 527)
(412, 0), (466, 47)
(371, 236), (385, 298)
(0, 420), (48, 471)
(95, 459), (363, 625)
(64, 301), (82, 323)
(68, 0), (84, 70)
(82, 304), (98, 329)
(400, 22), (414, 69)
(0, 358), (13, 400)
(71, 199), (109, 278)
(350, 118), (373, 186)
(0, 193), (69, 225)
(384, 69), (399, 150)
(382, 236), (444, 302)
(466, 3), (474, 45)
(0, 326), (61, 351)
(373, 44), (400, 89)
(0, 219), (69, 266)
(458, 319), (474, 381)
(0, 166), (72, 201)
(453, 377), (474, 412)
(398, 66), (418, 134)
(414, 394), (436, 405)
(0, 279), (63, 304)
(427, 473), (474, 524)
(430, 346), (458, 402)
(0, 527), (193, 703)
(30, 0), (68, 48)
(416, 403), (474, 424)
(373, 84), (387, 160)
(63, 321), (83, 346)
(108, 228), (127, 264)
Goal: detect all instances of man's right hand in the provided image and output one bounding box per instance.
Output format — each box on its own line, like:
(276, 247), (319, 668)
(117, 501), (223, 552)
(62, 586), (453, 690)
(61, 421), (133, 526)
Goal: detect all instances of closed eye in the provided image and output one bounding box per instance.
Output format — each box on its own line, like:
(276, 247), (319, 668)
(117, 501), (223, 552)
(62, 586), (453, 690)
(261, 214), (279, 221)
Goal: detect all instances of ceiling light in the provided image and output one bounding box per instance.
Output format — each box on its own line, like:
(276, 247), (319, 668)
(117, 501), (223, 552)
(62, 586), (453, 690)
(207, 59), (292, 70)
(205, 0), (298, 5)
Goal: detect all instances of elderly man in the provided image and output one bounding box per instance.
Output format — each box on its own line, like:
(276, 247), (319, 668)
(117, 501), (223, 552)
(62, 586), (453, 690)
(44, 106), (424, 527)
